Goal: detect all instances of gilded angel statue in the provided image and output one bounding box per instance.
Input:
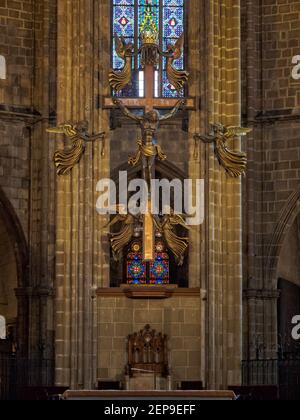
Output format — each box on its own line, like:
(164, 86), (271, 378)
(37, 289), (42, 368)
(109, 35), (134, 92)
(194, 123), (252, 177)
(47, 121), (105, 176)
(153, 207), (190, 266)
(103, 205), (141, 262)
(166, 34), (189, 92)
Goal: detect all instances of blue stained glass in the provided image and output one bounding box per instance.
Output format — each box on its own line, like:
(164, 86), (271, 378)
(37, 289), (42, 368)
(163, 7), (184, 38)
(113, 6), (135, 37)
(163, 0), (183, 5)
(150, 252), (170, 285)
(127, 252), (147, 285)
(114, 0), (134, 4)
(138, 0), (159, 25)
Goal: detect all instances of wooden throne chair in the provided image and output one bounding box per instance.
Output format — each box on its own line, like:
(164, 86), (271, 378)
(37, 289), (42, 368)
(124, 324), (172, 391)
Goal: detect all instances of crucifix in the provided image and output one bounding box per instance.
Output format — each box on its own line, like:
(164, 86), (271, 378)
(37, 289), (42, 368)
(104, 6), (195, 262)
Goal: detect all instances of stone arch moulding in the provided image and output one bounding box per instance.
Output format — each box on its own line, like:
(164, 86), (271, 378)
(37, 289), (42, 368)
(0, 55), (6, 80)
(111, 159), (187, 185)
(265, 185), (300, 290)
(0, 185), (28, 289)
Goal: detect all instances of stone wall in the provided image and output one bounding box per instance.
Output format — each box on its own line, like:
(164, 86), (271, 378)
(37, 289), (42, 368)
(97, 295), (203, 385)
(0, 0), (34, 235)
(0, 0), (57, 365)
(0, 0), (34, 107)
(242, 0), (300, 363)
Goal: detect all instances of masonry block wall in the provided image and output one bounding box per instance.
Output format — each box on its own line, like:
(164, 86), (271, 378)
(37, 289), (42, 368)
(242, 0), (300, 364)
(0, 0), (34, 235)
(0, 0), (57, 366)
(97, 296), (202, 385)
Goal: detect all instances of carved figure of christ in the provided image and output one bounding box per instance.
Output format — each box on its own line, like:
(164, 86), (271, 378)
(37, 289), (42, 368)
(104, 63), (192, 262)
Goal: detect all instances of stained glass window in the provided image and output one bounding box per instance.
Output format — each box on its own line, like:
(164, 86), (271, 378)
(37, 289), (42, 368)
(126, 240), (170, 285)
(127, 243), (147, 285)
(112, 0), (185, 98)
(150, 254), (170, 285)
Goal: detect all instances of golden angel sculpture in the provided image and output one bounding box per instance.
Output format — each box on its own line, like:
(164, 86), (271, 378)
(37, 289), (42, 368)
(47, 122), (105, 176)
(109, 35), (134, 92)
(153, 208), (190, 267)
(194, 123), (252, 177)
(103, 206), (142, 262)
(166, 34), (189, 92)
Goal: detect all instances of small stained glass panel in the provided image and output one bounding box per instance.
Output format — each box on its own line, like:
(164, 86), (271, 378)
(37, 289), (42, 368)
(150, 252), (170, 285)
(163, 6), (184, 38)
(163, 0), (184, 6)
(113, 5), (135, 38)
(127, 252), (147, 285)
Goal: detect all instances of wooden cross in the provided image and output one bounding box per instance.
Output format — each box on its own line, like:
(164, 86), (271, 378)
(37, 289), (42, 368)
(104, 63), (195, 261)
(103, 65), (195, 113)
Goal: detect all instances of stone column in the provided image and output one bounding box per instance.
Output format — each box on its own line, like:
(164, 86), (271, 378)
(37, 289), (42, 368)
(55, 0), (110, 389)
(187, 0), (208, 387)
(205, 0), (243, 389)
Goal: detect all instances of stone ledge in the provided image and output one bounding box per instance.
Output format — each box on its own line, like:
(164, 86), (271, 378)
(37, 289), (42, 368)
(97, 287), (201, 299)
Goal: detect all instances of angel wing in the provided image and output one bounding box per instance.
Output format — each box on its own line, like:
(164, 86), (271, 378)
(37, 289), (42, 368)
(173, 33), (184, 60)
(166, 33), (189, 92)
(47, 124), (77, 138)
(109, 35), (133, 92)
(109, 213), (136, 262)
(224, 126), (252, 139)
(115, 34), (127, 59)
(169, 213), (191, 231)
(103, 213), (127, 231)
(161, 213), (189, 266)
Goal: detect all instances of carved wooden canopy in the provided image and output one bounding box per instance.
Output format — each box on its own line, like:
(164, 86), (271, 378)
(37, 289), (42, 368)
(126, 324), (169, 377)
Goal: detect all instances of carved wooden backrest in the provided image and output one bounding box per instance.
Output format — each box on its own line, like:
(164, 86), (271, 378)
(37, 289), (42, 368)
(127, 324), (169, 376)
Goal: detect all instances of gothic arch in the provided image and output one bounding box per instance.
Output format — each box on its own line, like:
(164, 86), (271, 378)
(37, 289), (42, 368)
(0, 186), (29, 355)
(0, 186), (28, 288)
(111, 159), (186, 184)
(265, 185), (300, 289)
(110, 160), (189, 288)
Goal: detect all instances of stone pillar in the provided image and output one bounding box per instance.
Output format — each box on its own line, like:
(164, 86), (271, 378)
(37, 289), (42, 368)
(55, 0), (110, 389)
(187, 0), (207, 385)
(205, 0), (243, 389)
